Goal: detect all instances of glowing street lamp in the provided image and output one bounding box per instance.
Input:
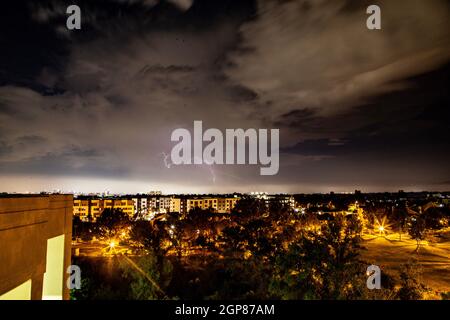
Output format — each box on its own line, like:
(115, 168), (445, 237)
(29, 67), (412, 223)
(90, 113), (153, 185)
(374, 216), (390, 237)
(376, 220), (387, 237)
(102, 239), (118, 256)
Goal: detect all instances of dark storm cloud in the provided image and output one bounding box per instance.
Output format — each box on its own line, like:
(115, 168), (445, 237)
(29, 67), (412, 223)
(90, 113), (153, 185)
(282, 63), (450, 157)
(226, 0), (450, 120)
(0, 141), (13, 157)
(0, 151), (129, 177)
(230, 0), (449, 191)
(0, 0), (449, 192)
(0, 0), (259, 187)
(277, 63), (450, 190)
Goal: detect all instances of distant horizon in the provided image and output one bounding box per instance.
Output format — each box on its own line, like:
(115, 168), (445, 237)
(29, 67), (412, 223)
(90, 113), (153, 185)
(1, 173), (450, 196)
(2, 188), (450, 196)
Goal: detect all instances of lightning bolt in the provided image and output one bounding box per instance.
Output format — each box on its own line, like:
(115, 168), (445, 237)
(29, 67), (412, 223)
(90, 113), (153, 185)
(160, 152), (217, 183)
(160, 152), (172, 168)
(195, 156), (216, 183)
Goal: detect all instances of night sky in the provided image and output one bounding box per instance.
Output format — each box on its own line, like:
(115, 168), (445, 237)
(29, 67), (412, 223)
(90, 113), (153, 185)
(0, 0), (449, 193)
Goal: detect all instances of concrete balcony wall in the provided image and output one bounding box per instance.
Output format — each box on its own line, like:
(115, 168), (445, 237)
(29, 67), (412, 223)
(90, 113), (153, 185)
(0, 195), (73, 300)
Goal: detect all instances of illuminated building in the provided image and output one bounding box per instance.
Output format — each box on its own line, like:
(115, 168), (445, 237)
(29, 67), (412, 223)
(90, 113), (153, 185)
(73, 199), (91, 221)
(73, 198), (134, 221)
(132, 197), (148, 218)
(170, 198), (181, 213)
(148, 196), (173, 213)
(103, 199), (134, 216)
(217, 198), (239, 213)
(72, 194), (241, 219)
(0, 195), (72, 300)
(185, 197), (239, 214)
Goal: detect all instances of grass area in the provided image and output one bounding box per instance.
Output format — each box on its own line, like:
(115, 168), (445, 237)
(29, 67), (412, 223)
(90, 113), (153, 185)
(360, 230), (450, 298)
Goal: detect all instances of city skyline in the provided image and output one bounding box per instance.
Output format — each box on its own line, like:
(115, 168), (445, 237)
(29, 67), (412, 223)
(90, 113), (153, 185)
(1, 0), (449, 194)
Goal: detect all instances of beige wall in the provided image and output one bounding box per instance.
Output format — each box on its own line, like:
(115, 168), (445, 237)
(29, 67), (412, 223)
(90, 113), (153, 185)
(0, 195), (72, 300)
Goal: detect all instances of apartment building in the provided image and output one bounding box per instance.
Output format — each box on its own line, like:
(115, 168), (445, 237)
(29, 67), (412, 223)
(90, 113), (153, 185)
(185, 197), (239, 214)
(73, 195), (241, 220)
(73, 198), (134, 221)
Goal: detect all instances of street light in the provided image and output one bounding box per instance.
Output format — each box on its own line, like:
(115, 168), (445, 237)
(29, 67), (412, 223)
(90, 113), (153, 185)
(377, 224), (385, 236)
(375, 217), (390, 237)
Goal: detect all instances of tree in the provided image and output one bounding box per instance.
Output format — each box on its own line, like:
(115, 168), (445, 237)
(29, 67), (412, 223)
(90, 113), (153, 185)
(231, 197), (267, 223)
(422, 207), (446, 230)
(396, 261), (426, 300)
(72, 215), (95, 241)
(219, 225), (247, 258)
(130, 220), (170, 278)
(408, 216), (426, 253)
(346, 214), (363, 237)
(219, 214), (278, 261)
(184, 207), (218, 248)
(392, 207), (409, 240)
(269, 215), (363, 299)
(96, 208), (131, 239)
(208, 257), (273, 300)
(268, 199), (291, 221)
